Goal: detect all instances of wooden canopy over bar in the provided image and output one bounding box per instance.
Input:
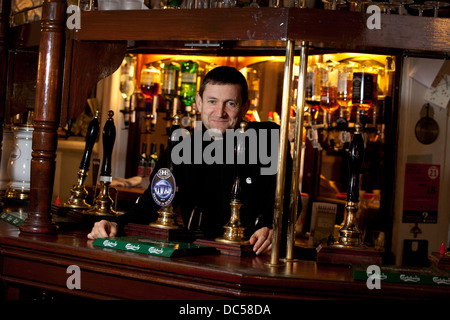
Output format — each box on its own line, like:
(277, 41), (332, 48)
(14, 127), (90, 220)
(72, 8), (450, 53)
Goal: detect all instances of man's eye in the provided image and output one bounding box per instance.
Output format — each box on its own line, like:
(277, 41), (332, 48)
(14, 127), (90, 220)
(227, 102), (238, 109)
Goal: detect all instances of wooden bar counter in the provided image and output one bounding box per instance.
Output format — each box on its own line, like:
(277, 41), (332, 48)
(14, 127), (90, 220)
(0, 220), (448, 301)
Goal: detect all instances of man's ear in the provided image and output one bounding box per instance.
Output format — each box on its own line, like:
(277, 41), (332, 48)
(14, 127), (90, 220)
(195, 93), (202, 112)
(240, 100), (250, 118)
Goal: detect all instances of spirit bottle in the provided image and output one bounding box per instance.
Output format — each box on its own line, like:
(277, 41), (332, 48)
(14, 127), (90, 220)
(140, 64), (161, 114)
(146, 143), (158, 177)
(137, 143), (148, 177)
(337, 61), (355, 122)
(306, 62), (325, 125)
(180, 60), (198, 108)
(306, 63), (321, 103)
(247, 68), (260, 109)
(119, 55), (136, 127)
(319, 61), (339, 126)
(352, 69), (378, 114)
(162, 62), (180, 103)
(119, 54), (136, 102)
(320, 86), (339, 113)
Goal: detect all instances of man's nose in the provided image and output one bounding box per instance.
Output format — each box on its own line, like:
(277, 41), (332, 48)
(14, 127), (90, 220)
(214, 103), (227, 117)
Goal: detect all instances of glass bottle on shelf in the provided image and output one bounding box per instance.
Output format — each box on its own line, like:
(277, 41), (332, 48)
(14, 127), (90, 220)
(162, 61), (180, 111)
(140, 64), (161, 115)
(158, 0), (183, 8)
(180, 60), (198, 109)
(322, 0), (346, 10)
(119, 54), (137, 127)
(337, 61), (357, 123)
(305, 63), (321, 125)
(146, 143), (158, 178)
(319, 61), (339, 127)
(120, 54), (136, 102)
(351, 64), (378, 126)
(247, 68), (260, 110)
(310, 61), (329, 103)
(137, 143), (148, 177)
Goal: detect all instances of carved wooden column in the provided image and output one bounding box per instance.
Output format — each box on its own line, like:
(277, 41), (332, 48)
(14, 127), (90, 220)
(20, 0), (66, 234)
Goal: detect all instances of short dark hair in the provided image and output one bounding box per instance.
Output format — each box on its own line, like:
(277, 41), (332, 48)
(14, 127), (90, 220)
(198, 66), (248, 105)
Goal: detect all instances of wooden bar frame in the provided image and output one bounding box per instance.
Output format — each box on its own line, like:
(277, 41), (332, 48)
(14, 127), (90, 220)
(4, 5), (450, 239)
(19, 0), (67, 234)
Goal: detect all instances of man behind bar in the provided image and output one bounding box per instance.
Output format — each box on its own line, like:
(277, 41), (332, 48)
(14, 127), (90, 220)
(88, 66), (295, 255)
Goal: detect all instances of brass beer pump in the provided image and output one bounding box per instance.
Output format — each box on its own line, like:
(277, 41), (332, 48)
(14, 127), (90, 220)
(64, 111), (100, 209)
(149, 114), (182, 229)
(86, 110), (117, 216)
(216, 122), (249, 244)
(150, 200), (181, 229)
(317, 112), (384, 265)
(215, 174), (248, 244)
(334, 121), (365, 247)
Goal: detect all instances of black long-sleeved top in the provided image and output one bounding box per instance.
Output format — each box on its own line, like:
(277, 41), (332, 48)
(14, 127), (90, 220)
(118, 121), (296, 240)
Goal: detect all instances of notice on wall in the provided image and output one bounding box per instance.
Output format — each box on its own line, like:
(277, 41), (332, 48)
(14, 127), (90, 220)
(309, 202), (337, 246)
(424, 74), (450, 109)
(424, 61), (450, 109)
(402, 163), (440, 223)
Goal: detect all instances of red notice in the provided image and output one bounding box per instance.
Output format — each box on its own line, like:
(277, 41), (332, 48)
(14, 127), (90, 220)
(402, 163), (440, 223)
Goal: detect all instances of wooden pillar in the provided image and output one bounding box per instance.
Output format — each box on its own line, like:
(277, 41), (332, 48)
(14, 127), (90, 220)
(20, 0), (66, 234)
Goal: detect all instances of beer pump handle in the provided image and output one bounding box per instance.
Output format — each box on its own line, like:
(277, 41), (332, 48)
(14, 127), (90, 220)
(100, 110), (116, 178)
(79, 110), (100, 171)
(166, 114), (182, 171)
(231, 122), (247, 202)
(230, 175), (241, 202)
(169, 114), (181, 146)
(346, 123), (365, 203)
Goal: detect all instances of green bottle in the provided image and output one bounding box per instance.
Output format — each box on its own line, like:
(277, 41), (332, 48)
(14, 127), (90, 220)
(180, 60), (198, 108)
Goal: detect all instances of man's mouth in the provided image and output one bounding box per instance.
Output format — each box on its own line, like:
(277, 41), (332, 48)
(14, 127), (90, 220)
(211, 119), (228, 124)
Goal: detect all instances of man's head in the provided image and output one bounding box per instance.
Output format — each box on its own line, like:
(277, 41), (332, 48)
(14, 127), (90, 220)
(196, 66), (249, 133)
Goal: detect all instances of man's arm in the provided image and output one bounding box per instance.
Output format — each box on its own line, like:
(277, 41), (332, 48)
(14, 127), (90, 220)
(86, 146), (172, 239)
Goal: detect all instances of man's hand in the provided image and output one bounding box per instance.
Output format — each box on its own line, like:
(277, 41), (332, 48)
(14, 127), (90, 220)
(87, 220), (118, 240)
(249, 227), (273, 255)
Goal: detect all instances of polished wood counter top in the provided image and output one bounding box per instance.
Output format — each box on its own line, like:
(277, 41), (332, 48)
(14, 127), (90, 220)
(0, 220), (448, 300)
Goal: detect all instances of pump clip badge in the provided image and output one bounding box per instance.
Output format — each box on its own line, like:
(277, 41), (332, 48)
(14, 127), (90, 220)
(151, 168), (176, 207)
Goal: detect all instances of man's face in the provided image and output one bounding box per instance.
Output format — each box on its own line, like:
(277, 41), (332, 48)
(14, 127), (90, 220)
(196, 83), (249, 134)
